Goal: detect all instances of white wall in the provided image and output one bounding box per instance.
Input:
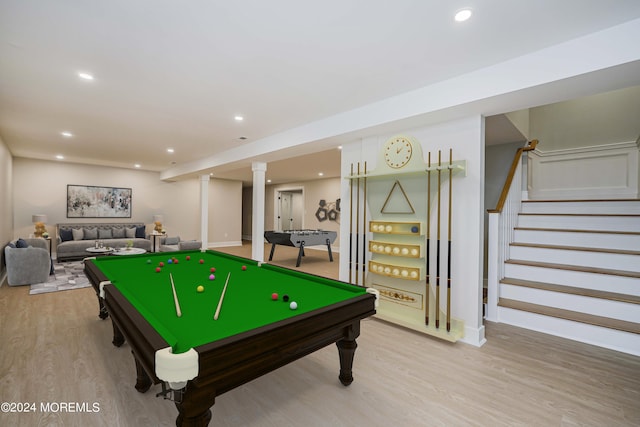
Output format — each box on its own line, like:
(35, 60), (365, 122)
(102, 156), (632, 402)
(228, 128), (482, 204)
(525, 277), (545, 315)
(11, 158), (242, 254)
(340, 116), (486, 347)
(0, 136), (13, 284)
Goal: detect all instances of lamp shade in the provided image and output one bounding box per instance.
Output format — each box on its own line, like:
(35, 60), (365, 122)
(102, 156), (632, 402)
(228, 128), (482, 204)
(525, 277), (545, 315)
(153, 215), (163, 223)
(32, 214), (48, 224)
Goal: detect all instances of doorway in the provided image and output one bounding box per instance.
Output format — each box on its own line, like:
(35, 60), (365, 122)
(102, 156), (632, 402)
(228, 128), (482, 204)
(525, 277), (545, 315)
(277, 189), (303, 231)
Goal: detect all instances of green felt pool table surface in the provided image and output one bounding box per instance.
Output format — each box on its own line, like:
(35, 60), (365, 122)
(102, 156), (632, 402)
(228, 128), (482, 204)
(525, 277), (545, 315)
(91, 250), (367, 354)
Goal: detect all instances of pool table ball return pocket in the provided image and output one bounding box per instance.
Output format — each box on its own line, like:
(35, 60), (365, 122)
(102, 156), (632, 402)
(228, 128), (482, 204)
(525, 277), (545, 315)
(84, 250), (376, 427)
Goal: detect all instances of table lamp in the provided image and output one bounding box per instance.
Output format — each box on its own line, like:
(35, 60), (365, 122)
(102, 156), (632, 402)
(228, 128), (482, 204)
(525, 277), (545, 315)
(32, 214), (48, 238)
(153, 215), (164, 234)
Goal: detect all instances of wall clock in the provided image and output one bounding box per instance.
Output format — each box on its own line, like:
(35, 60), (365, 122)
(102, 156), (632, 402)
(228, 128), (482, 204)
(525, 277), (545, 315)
(384, 136), (413, 169)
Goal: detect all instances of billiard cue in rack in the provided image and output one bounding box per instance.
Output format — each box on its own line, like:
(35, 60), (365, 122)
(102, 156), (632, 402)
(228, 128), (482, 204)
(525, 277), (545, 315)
(169, 273), (182, 318)
(355, 163), (361, 285)
(447, 148), (453, 332)
(214, 272), (231, 320)
(349, 163), (354, 284)
(425, 151), (431, 326)
(361, 161), (367, 285)
(435, 150), (441, 329)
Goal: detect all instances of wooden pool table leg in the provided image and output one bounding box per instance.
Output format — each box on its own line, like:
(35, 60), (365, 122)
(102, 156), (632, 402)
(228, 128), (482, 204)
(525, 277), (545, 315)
(111, 319), (125, 347)
(133, 356), (152, 393)
(174, 382), (216, 427)
(336, 322), (361, 386)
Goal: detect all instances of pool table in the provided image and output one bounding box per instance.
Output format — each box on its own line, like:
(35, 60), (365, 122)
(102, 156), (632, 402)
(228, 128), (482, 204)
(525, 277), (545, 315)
(84, 250), (376, 427)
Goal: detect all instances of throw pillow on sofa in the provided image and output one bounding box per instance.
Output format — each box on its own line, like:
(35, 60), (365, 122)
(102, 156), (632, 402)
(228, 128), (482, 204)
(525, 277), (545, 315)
(125, 227), (136, 238)
(135, 225), (146, 238)
(84, 228), (98, 240)
(98, 228), (112, 239)
(72, 228), (84, 241)
(16, 238), (29, 248)
(60, 228), (73, 242)
(112, 228), (125, 238)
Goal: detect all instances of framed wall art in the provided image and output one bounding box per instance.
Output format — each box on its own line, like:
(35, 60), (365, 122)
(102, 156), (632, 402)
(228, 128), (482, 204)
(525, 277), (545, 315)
(67, 185), (132, 218)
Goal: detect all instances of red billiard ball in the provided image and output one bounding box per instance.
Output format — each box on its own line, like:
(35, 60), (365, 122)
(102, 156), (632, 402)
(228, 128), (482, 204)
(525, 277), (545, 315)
(174, 259), (179, 264)
(271, 293), (278, 301)
(241, 265), (247, 271)
(210, 267), (216, 273)
(159, 262), (165, 267)
(186, 255), (191, 261)
(155, 267), (161, 273)
(199, 259), (204, 264)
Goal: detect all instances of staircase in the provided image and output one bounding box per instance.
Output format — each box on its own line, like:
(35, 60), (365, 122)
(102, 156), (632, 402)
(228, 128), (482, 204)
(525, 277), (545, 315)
(495, 199), (640, 356)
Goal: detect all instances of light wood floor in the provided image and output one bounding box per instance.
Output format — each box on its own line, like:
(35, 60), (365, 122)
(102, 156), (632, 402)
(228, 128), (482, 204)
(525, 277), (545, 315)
(1, 244), (639, 426)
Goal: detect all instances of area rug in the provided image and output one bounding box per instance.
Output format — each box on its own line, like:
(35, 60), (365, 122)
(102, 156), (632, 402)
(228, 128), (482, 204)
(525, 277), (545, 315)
(29, 261), (91, 295)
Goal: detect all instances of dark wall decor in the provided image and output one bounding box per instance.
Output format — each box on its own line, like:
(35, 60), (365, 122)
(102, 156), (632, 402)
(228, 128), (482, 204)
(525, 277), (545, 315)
(315, 198), (340, 223)
(67, 185), (132, 218)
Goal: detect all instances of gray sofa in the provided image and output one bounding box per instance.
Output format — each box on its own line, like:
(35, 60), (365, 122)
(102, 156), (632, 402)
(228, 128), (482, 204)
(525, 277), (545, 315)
(56, 222), (152, 262)
(158, 236), (202, 252)
(4, 238), (51, 286)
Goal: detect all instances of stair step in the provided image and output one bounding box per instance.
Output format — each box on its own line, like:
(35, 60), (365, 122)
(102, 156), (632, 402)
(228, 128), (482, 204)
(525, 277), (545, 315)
(504, 259), (640, 279)
(498, 298), (640, 334)
(522, 199), (640, 214)
(510, 242), (640, 256)
(500, 277), (640, 304)
(517, 213), (640, 232)
(513, 227), (640, 251)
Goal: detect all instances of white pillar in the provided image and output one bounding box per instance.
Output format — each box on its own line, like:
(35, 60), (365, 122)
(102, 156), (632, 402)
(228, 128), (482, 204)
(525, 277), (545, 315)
(200, 174), (209, 251)
(251, 162), (267, 262)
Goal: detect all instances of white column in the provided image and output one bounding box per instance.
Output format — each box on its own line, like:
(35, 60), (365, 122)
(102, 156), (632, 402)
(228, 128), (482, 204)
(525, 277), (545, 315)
(251, 162), (267, 262)
(200, 174), (209, 251)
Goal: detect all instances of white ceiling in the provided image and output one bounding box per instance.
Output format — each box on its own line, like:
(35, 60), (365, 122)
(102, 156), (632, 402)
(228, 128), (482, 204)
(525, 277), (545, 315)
(2, 1), (640, 185)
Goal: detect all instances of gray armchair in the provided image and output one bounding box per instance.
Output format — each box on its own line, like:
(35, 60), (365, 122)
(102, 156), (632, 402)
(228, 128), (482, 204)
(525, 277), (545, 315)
(158, 236), (202, 252)
(4, 238), (51, 286)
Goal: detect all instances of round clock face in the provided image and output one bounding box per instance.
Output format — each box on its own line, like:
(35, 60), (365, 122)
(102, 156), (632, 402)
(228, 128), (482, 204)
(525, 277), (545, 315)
(384, 137), (413, 168)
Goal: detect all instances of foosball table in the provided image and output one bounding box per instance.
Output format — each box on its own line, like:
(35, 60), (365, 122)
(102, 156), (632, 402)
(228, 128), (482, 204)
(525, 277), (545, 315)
(264, 230), (337, 267)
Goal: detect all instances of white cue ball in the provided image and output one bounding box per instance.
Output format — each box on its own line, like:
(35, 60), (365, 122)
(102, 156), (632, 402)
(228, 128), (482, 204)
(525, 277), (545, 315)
(401, 270), (409, 277)
(385, 225), (393, 232)
(384, 267), (391, 274)
(384, 246), (392, 253)
(392, 268), (400, 276)
(289, 301), (298, 310)
(392, 247), (400, 254)
(410, 248), (419, 256)
(401, 247), (409, 255)
(410, 271), (418, 279)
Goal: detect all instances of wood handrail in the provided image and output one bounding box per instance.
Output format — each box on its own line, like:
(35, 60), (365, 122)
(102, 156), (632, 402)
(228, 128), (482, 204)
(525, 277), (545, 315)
(488, 139), (538, 214)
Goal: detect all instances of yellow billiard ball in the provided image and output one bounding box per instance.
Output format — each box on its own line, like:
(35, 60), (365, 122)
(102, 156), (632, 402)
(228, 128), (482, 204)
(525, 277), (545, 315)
(197, 285), (205, 293)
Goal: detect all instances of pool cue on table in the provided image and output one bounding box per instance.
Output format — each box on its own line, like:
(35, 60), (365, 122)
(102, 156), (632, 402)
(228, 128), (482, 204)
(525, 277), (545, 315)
(447, 148), (453, 332)
(355, 162), (360, 286)
(425, 151), (431, 326)
(214, 272), (231, 320)
(436, 150), (441, 329)
(362, 161), (367, 285)
(349, 163), (354, 284)
(169, 273), (182, 318)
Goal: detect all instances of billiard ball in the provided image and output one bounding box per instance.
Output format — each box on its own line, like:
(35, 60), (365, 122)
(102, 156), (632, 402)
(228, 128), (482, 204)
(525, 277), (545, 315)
(283, 294), (290, 302)
(241, 265), (247, 271)
(173, 259), (179, 264)
(289, 301), (298, 310)
(392, 268), (400, 276)
(371, 224), (379, 231)
(401, 248), (409, 255)
(186, 255), (191, 261)
(410, 271), (418, 279)
(197, 285), (205, 293)
(147, 259), (151, 264)
(371, 244), (378, 251)
(159, 262), (165, 267)
(168, 259), (173, 264)
(411, 226), (419, 233)
(392, 247), (400, 254)
(384, 246), (391, 253)
(383, 267), (391, 274)
(199, 259), (204, 264)
(209, 274), (215, 280)
(210, 267), (216, 273)
(410, 248), (419, 256)
(155, 267), (161, 273)
(401, 270), (409, 277)
(385, 225), (393, 232)
(271, 293), (278, 301)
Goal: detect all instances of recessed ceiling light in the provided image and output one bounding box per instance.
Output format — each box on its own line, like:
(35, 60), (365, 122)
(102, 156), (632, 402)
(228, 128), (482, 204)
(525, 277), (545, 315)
(55, 155), (64, 160)
(78, 72), (94, 80)
(318, 172), (324, 177)
(337, 146), (342, 150)
(167, 148), (175, 153)
(134, 164), (141, 168)
(454, 9), (472, 22)
(61, 131), (73, 138)
(234, 116), (244, 122)
(267, 179), (272, 183)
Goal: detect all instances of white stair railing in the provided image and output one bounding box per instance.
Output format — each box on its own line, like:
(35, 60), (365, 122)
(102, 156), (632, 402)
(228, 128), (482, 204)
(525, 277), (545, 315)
(486, 140), (537, 321)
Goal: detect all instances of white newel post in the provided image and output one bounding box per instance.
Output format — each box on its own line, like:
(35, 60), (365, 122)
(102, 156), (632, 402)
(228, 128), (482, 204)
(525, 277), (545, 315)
(200, 174), (209, 250)
(251, 162), (267, 262)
